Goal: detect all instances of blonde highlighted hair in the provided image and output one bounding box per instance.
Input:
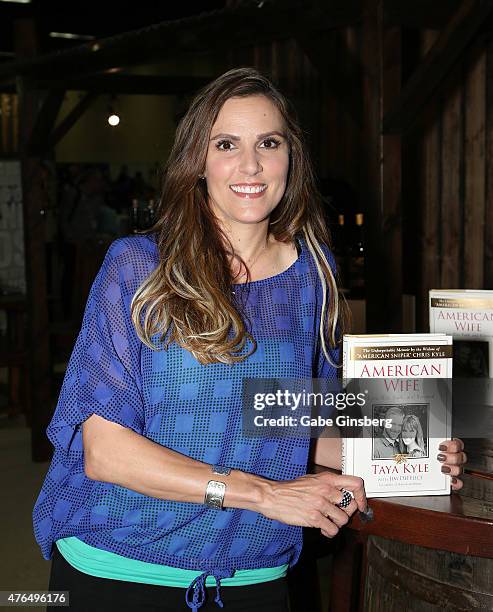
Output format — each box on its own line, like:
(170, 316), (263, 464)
(131, 67), (346, 365)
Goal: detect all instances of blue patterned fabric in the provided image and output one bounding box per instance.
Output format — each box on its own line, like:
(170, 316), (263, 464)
(33, 233), (338, 608)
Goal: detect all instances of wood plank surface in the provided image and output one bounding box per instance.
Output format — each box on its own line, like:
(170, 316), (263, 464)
(418, 31), (441, 330)
(350, 492), (493, 558)
(440, 75), (462, 288)
(485, 38), (493, 288)
(383, 0), (493, 134)
(463, 45), (486, 288)
(361, 0), (403, 333)
(365, 536), (493, 610)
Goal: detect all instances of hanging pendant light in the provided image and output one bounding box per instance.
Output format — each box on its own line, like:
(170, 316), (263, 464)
(107, 95), (120, 127)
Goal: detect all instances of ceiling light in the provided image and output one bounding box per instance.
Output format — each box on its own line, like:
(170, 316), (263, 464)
(0, 0), (31, 4)
(108, 113), (120, 127)
(49, 32), (95, 41)
(107, 96), (120, 127)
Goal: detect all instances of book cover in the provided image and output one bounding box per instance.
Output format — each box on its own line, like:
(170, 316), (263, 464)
(429, 289), (493, 478)
(429, 289), (493, 378)
(342, 334), (453, 497)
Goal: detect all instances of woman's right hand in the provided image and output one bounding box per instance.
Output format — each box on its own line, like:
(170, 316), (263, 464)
(257, 471), (367, 538)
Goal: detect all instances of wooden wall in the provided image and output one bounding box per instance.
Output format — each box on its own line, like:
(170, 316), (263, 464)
(226, 29), (361, 195)
(227, 24), (493, 333)
(411, 30), (493, 330)
(6, 8), (492, 334)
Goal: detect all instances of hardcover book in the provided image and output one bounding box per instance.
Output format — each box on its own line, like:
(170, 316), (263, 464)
(429, 290), (493, 378)
(429, 289), (493, 478)
(342, 334), (453, 497)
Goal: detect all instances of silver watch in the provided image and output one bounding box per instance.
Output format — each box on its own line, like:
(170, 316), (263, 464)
(204, 480), (226, 510)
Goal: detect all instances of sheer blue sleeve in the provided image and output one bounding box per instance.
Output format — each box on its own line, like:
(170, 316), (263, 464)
(47, 239), (150, 452)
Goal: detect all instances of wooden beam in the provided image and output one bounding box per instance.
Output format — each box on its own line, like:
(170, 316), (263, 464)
(27, 89), (65, 155)
(15, 19), (52, 462)
(33, 74), (212, 96)
(384, 0), (463, 29)
(296, 30), (363, 126)
(383, 0), (493, 134)
(361, 0), (403, 332)
(0, 0), (362, 82)
(3, 74), (212, 96)
(44, 92), (97, 150)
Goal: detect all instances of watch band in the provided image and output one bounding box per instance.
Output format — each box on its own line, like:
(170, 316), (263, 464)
(212, 464), (231, 476)
(204, 480), (226, 510)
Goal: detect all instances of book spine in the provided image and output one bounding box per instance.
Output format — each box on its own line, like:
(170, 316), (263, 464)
(342, 336), (349, 381)
(429, 291), (436, 334)
(341, 433), (346, 475)
(341, 337), (349, 475)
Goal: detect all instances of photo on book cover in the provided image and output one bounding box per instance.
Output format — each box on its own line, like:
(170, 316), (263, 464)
(453, 339), (489, 378)
(371, 403), (429, 460)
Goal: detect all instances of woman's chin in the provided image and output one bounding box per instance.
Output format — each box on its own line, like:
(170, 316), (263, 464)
(227, 210), (272, 225)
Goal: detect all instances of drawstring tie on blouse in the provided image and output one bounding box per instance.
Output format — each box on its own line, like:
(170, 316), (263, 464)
(185, 568), (234, 611)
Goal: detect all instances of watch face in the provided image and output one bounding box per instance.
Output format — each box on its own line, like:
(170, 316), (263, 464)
(212, 465), (231, 476)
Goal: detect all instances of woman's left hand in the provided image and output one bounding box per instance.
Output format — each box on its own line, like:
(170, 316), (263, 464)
(437, 438), (467, 491)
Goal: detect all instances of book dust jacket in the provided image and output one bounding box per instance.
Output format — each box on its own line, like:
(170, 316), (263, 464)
(342, 334), (453, 497)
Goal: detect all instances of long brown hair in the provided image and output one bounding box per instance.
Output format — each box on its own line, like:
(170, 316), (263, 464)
(131, 67), (345, 365)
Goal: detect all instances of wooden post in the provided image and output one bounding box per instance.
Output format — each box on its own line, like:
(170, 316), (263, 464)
(361, 0), (403, 332)
(329, 530), (367, 612)
(440, 71), (462, 289)
(486, 39), (493, 289)
(15, 19), (53, 462)
(417, 31), (441, 331)
(463, 43), (486, 289)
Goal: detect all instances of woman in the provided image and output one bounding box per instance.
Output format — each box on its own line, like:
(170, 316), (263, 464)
(33, 68), (466, 612)
(401, 414), (426, 458)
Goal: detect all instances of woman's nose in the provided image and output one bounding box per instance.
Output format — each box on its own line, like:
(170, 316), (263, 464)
(238, 148), (262, 175)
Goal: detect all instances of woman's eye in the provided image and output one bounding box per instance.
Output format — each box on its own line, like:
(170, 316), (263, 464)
(216, 140), (235, 151)
(260, 138), (281, 149)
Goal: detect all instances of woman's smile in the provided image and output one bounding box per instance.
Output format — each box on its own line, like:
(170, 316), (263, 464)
(229, 183), (268, 198)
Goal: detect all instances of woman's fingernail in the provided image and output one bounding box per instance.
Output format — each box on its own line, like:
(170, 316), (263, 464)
(439, 444), (447, 451)
(441, 466), (451, 473)
(437, 454), (446, 462)
(359, 507), (374, 523)
(452, 477), (458, 484)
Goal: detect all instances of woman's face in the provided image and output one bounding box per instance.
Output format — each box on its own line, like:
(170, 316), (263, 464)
(204, 95), (290, 227)
(402, 428), (417, 446)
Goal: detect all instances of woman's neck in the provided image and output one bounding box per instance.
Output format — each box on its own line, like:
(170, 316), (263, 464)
(223, 223), (271, 262)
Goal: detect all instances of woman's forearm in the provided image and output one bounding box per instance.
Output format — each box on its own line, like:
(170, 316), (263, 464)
(83, 414), (367, 534)
(311, 433), (342, 470)
(82, 414), (269, 512)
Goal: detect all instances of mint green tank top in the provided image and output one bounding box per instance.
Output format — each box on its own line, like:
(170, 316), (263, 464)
(56, 537), (288, 588)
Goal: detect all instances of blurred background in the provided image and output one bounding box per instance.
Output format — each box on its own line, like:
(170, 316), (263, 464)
(1, 0), (492, 610)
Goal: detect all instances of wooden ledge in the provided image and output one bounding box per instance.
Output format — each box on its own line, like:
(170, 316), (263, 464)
(350, 492), (493, 558)
(313, 464), (493, 558)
